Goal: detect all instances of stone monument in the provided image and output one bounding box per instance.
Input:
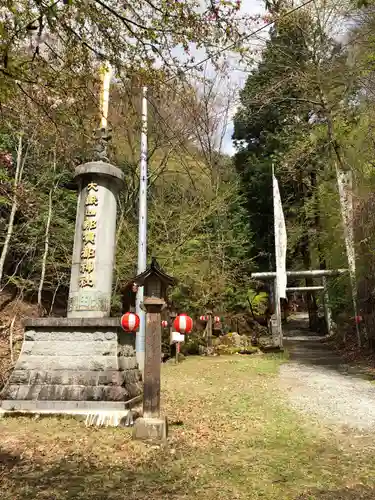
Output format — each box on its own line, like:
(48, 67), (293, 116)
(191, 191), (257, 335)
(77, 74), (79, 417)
(0, 65), (142, 418)
(67, 161), (122, 318)
(0, 160), (142, 416)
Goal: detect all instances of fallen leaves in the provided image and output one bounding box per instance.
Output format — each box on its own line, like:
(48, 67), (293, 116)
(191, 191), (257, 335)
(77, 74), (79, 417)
(1, 355), (375, 499)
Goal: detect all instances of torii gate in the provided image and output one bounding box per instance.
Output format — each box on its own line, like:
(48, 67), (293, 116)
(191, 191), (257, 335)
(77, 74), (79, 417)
(251, 268), (348, 348)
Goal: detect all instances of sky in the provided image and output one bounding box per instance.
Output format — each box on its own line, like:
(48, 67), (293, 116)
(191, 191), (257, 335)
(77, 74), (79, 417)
(221, 0), (265, 155)
(186, 0), (266, 156)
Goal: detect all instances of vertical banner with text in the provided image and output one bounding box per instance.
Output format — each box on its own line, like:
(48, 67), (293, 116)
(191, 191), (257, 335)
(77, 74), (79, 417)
(273, 172), (287, 300)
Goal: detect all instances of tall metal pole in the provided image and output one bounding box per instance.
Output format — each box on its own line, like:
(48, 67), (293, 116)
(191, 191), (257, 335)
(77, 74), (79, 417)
(136, 86), (148, 371)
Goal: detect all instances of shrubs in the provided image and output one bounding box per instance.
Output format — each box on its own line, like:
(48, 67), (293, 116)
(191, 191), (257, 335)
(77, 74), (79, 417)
(165, 330), (261, 358)
(180, 334), (206, 355)
(213, 332), (259, 355)
(215, 344), (258, 355)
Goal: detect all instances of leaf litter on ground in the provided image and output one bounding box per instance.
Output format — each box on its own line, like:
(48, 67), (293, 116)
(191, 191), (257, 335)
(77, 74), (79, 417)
(1, 355), (375, 499)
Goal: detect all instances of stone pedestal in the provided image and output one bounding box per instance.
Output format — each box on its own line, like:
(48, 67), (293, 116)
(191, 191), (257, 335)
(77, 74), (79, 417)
(68, 161), (124, 318)
(0, 318), (142, 413)
(133, 416), (168, 444)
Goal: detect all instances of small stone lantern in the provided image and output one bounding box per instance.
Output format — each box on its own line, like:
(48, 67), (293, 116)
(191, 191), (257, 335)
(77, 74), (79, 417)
(137, 257), (175, 301)
(131, 257), (176, 443)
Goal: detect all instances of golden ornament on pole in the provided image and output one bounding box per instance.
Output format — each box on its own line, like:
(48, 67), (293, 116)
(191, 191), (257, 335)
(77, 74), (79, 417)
(99, 62), (113, 129)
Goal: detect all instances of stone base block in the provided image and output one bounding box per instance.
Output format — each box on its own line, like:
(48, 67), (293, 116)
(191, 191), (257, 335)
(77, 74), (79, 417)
(0, 402), (142, 428)
(0, 317), (143, 413)
(132, 416), (168, 444)
(0, 399), (141, 412)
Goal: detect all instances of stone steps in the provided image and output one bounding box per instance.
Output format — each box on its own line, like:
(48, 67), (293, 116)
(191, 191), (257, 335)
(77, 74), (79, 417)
(4, 384), (140, 401)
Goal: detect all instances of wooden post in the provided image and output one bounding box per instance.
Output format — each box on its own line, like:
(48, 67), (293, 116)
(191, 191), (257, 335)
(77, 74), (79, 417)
(169, 311), (177, 364)
(206, 311), (213, 349)
(274, 278), (283, 348)
(322, 276), (333, 336)
(143, 297), (164, 418)
(132, 258), (175, 443)
(175, 341), (179, 364)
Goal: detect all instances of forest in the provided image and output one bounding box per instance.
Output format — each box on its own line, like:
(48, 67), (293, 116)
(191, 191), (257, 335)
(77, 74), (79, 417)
(1, 0), (375, 378)
(233, 0), (375, 349)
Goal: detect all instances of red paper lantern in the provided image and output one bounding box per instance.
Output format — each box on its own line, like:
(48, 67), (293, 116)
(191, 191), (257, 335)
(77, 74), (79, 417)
(214, 316), (221, 324)
(199, 315), (208, 322)
(174, 313), (193, 334)
(161, 320), (168, 328)
(121, 312), (140, 332)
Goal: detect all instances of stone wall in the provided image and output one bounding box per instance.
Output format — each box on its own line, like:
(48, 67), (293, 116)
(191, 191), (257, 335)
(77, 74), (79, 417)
(0, 317), (142, 412)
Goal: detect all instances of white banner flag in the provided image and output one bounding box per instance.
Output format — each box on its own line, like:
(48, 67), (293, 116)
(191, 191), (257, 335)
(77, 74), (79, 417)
(273, 173), (287, 299)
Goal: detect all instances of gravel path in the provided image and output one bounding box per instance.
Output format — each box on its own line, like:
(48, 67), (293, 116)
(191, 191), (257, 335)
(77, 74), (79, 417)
(279, 316), (375, 431)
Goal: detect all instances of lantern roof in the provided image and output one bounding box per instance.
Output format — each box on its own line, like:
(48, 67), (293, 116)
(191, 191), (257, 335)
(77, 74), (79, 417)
(132, 257), (177, 287)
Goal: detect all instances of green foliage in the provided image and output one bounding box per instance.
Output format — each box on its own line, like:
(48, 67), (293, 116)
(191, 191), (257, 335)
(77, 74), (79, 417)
(233, 10), (321, 270)
(6, 0), (375, 340)
(232, 0), (375, 342)
(215, 345), (258, 355)
(0, 60), (253, 315)
(247, 289), (269, 315)
(180, 335), (206, 356)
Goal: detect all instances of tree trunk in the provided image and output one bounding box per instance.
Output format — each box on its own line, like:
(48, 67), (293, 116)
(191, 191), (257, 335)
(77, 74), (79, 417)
(312, 170), (327, 334)
(300, 236), (318, 331)
(298, 168), (318, 332)
(49, 283), (61, 315)
(318, 88), (361, 345)
(38, 148), (57, 313)
(0, 134), (25, 286)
